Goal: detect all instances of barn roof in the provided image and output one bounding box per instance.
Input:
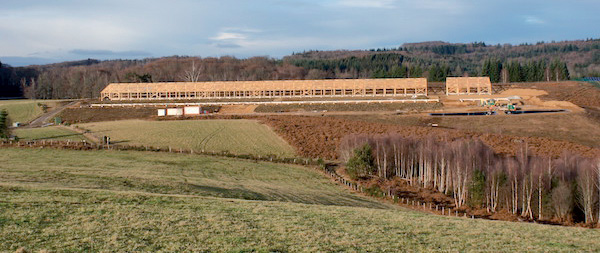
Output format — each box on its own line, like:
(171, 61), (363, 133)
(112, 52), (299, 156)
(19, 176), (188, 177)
(100, 78), (427, 94)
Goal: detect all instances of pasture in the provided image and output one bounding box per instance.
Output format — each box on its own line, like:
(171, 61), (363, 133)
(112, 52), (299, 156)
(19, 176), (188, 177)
(76, 119), (297, 157)
(1, 148), (599, 251)
(13, 126), (87, 141)
(0, 99), (67, 123)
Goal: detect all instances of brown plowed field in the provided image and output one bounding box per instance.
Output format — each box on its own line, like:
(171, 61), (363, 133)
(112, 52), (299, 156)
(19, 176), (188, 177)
(510, 81), (600, 108)
(259, 115), (600, 160)
(59, 107), (157, 123)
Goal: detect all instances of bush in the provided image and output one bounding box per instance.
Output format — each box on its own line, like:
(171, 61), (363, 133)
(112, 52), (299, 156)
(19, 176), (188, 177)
(365, 184), (384, 197)
(469, 169), (486, 207)
(346, 143), (375, 180)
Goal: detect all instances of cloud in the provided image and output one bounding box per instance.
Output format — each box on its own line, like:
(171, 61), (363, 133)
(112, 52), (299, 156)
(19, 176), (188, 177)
(69, 49), (151, 57)
(1, 0), (599, 66)
(524, 16), (545, 24)
(0, 56), (57, 67)
(215, 43), (242, 49)
(211, 32), (247, 41)
(333, 0), (396, 8)
(208, 27), (264, 50)
(0, 14), (142, 57)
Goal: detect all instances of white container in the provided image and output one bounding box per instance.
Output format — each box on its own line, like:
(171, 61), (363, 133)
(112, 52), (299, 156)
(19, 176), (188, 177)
(184, 106), (201, 115)
(157, 109), (166, 116)
(166, 108), (184, 116)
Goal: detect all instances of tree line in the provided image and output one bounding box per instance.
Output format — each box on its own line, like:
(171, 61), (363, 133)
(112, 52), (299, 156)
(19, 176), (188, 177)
(2, 38), (599, 99)
(339, 134), (600, 224)
(482, 58), (570, 83)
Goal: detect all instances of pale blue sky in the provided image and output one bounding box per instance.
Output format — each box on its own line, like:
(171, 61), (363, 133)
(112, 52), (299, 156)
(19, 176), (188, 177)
(1, 0), (598, 66)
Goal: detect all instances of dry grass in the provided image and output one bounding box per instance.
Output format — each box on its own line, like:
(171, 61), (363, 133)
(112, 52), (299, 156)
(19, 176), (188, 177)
(333, 112), (600, 148)
(76, 119), (297, 157)
(2, 148), (600, 251)
(13, 126), (88, 141)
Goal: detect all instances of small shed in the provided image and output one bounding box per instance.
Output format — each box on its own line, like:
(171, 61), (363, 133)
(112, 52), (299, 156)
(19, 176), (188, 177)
(184, 106), (201, 115)
(166, 108), (184, 116)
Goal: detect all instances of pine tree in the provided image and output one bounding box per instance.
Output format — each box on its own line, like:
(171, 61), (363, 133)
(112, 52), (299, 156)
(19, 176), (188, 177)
(428, 64), (448, 82)
(0, 109), (9, 139)
(346, 143), (376, 179)
(506, 61), (523, 82)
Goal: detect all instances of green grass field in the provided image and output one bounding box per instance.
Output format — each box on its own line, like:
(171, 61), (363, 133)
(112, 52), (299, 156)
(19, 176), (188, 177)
(1, 148), (600, 251)
(13, 126), (88, 141)
(0, 99), (67, 123)
(0, 148), (376, 207)
(0, 100), (44, 123)
(76, 119), (297, 157)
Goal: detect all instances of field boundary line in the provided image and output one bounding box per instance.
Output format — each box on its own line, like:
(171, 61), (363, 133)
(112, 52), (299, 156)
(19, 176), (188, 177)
(90, 98), (440, 108)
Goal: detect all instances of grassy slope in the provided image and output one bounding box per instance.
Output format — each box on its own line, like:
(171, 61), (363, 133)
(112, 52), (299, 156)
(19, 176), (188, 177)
(1, 148), (600, 251)
(77, 119), (297, 157)
(0, 99), (67, 123)
(0, 148), (374, 207)
(0, 100), (43, 123)
(13, 126), (87, 141)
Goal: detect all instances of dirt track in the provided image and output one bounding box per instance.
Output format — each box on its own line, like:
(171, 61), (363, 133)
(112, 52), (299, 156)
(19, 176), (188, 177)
(28, 101), (78, 127)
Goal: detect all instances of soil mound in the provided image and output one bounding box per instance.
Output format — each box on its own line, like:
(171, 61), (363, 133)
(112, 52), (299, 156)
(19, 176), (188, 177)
(500, 88), (548, 97)
(219, 105), (258, 114)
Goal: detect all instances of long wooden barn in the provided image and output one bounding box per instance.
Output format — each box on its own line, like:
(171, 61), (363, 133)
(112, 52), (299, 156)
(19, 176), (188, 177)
(100, 78), (428, 101)
(445, 77), (492, 95)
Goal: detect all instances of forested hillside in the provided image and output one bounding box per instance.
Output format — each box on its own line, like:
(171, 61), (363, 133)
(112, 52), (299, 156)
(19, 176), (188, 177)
(1, 39), (599, 99)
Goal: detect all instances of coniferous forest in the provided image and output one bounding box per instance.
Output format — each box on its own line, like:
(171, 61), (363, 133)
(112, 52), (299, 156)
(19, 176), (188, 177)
(1, 39), (599, 99)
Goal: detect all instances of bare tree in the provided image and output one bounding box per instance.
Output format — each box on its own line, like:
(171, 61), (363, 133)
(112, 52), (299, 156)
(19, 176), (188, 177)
(596, 159), (600, 226)
(552, 181), (572, 222)
(577, 159), (596, 224)
(182, 61), (202, 82)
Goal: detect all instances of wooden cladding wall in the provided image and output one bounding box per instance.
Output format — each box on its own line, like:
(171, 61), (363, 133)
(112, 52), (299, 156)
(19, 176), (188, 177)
(445, 77), (492, 95)
(100, 78), (428, 100)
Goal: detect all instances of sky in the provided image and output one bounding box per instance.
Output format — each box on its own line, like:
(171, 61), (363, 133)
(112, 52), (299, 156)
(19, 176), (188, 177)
(0, 0), (598, 66)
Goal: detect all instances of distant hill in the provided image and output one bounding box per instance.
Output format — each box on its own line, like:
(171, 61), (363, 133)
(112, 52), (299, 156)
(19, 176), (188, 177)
(285, 39), (600, 80)
(1, 39), (599, 99)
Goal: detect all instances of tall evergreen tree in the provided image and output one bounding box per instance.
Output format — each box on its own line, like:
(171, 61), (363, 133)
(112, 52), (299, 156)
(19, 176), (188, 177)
(506, 61), (523, 82)
(0, 109), (9, 139)
(482, 58), (502, 83)
(428, 64), (449, 82)
(550, 59), (570, 81)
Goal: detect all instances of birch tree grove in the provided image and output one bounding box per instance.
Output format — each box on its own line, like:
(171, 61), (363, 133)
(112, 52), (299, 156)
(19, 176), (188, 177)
(339, 134), (600, 224)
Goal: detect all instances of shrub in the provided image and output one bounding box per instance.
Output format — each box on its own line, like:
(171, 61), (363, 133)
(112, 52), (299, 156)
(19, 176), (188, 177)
(346, 143), (375, 180)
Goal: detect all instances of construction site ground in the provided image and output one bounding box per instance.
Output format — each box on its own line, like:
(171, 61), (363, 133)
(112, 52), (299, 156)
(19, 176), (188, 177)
(50, 81), (600, 159)
(13, 80), (600, 231)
